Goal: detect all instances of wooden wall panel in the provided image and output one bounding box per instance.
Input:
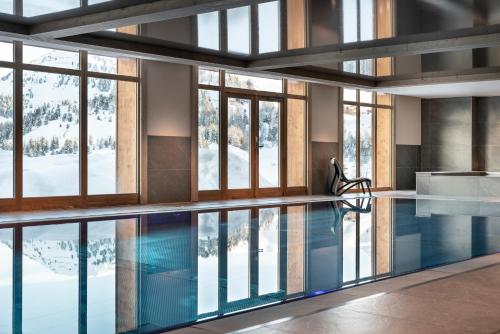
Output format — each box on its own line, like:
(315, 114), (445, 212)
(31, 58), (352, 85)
(287, 80), (306, 96)
(287, 99), (307, 187)
(377, 0), (393, 39)
(376, 0), (393, 77)
(117, 81), (138, 194)
(117, 26), (138, 77)
(376, 108), (392, 188)
(287, 0), (306, 50)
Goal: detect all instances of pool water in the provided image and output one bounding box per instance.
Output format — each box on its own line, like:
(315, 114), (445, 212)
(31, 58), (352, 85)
(0, 197), (499, 333)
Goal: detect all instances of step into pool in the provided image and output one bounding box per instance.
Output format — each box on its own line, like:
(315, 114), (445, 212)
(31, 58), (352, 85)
(0, 197), (499, 333)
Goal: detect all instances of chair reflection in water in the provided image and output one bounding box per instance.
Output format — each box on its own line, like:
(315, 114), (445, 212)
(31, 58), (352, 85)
(330, 198), (372, 235)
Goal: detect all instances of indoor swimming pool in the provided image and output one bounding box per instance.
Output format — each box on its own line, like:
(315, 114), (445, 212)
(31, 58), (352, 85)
(0, 197), (499, 333)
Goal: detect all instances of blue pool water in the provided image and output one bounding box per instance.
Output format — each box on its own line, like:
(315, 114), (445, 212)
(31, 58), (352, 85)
(0, 197), (499, 333)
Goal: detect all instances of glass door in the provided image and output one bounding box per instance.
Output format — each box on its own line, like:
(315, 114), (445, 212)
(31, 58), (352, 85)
(223, 94), (254, 198)
(222, 94), (283, 198)
(256, 98), (283, 197)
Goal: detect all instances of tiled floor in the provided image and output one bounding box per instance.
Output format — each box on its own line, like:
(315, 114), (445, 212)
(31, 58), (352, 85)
(170, 254), (500, 334)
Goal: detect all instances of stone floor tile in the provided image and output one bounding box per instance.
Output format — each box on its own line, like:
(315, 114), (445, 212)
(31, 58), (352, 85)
(342, 292), (500, 333)
(340, 270), (450, 297)
(197, 292), (358, 333)
(267, 308), (465, 334)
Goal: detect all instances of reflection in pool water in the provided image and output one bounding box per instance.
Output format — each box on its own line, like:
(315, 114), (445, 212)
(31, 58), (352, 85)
(0, 198), (499, 333)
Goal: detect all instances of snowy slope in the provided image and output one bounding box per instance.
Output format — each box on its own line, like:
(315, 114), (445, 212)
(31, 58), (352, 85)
(199, 145), (279, 190)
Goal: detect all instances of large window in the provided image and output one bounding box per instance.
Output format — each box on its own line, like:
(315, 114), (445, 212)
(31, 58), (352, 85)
(197, 12), (220, 50)
(196, 4), (308, 199)
(342, 0), (393, 76)
(87, 78), (138, 195)
(0, 66), (13, 198)
(23, 0), (80, 17)
(342, 90), (393, 188)
(198, 89), (220, 191)
(197, 1), (282, 56)
(341, 0), (394, 189)
(197, 68), (307, 198)
(258, 1), (280, 54)
(23, 71), (80, 197)
(0, 40), (139, 207)
(227, 6), (251, 55)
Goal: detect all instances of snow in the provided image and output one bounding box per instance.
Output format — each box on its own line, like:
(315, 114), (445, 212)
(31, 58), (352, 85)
(199, 145), (279, 190)
(88, 149), (116, 195)
(0, 149), (13, 198)
(21, 149), (115, 197)
(0, 51), (121, 197)
(23, 153), (79, 197)
(258, 143), (279, 188)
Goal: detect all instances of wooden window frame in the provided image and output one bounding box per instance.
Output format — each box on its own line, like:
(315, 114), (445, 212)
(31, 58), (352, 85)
(0, 39), (141, 212)
(193, 1), (309, 201)
(195, 70), (308, 201)
(339, 0), (395, 192)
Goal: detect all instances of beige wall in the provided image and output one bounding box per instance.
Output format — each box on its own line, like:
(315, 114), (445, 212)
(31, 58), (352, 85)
(144, 61), (192, 137)
(142, 18), (193, 137)
(310, 83), (339, 143)
(395, 95), (421, 145)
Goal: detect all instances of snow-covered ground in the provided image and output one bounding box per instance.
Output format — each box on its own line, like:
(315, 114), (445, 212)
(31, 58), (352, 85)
(0, 49), (121, 197)
(0, 149), (13, 198)
(21, 149), (115, 197)
(199, 144), (279, 190)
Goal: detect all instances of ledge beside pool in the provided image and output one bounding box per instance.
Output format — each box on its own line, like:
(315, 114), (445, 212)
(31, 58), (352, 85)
(416, 171), (500, 197)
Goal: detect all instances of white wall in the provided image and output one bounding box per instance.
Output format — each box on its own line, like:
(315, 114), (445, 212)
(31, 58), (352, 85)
(395, 95), (421, 145)
(310, 83), (339, 143)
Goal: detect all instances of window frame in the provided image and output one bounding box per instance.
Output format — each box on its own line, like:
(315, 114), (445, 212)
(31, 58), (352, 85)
(340, 89), (394, 190)
(194, 67), (309, 201)
(339, 0), (395, 191)
(0, 39), (141, 211)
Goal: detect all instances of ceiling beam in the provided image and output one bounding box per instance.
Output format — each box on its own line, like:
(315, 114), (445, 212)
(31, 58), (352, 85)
(377, 66), (500, 88)
(58, 31), (248, 69)
(267, 66), (376, 88)
(57, 32), (375, 88)
(30, 0), (271, 39)
(0, 14), (30, 38)
(249, 23), (500, 70)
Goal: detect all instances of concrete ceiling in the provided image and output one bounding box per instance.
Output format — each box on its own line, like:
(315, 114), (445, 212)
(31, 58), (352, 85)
(380, 80), (500, 99)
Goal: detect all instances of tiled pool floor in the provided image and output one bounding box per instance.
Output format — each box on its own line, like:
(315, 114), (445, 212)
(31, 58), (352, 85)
(172, 254), (500, 334)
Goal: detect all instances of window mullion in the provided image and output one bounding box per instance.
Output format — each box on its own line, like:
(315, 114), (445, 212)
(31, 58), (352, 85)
(80, 51), (88, 198)
(13, 41), (23, 202)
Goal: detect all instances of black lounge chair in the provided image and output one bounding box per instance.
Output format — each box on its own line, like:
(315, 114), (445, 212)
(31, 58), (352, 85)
(329, 158), (372, 196)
